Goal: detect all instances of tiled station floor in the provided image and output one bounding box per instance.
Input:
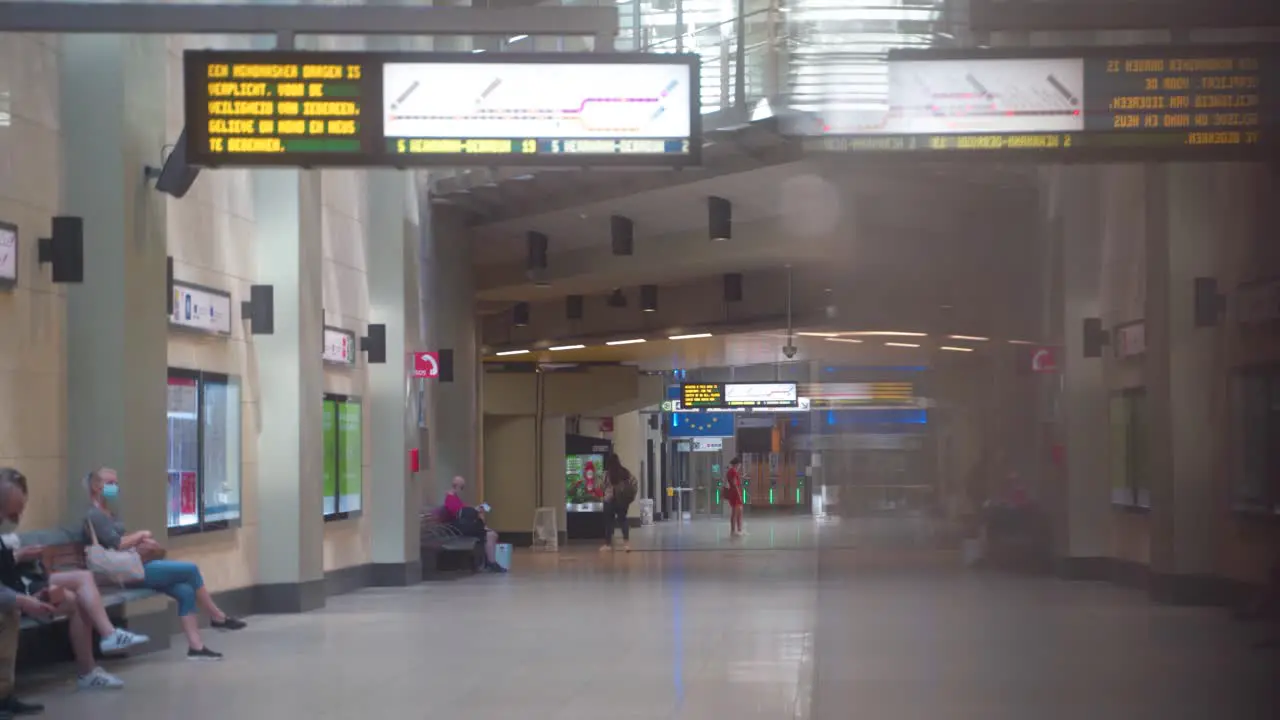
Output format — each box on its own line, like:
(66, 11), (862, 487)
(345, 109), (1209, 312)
(24, 516), (1277, 719)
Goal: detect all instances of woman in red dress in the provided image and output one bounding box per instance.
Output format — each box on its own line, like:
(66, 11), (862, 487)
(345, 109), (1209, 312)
(725, 457), (745, 537)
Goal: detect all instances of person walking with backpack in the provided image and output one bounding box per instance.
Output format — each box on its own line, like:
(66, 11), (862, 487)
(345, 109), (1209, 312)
(600, 453), (638, 553)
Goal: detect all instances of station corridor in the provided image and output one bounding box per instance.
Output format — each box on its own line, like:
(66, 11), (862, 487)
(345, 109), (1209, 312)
(19, 518), (1276, 720)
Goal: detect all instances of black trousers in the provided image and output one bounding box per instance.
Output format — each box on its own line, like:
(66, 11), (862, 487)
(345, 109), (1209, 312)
(603, 501), (630, 543)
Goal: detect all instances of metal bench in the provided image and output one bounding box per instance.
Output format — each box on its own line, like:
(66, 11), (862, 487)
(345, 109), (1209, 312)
(14, 527), (158, 631)
(419, 510), (482, 579)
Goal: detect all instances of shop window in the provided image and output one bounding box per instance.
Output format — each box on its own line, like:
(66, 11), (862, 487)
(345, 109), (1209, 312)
(1232, 369), (1280, 515)
(322, 394), (363, 520)
(1109, 390), (1151, 509)
(166, 370), (242, 534)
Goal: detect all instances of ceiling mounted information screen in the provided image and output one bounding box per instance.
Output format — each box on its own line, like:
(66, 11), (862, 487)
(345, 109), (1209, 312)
(184, 50), (700, 168)
(799, 44), (1274, 161)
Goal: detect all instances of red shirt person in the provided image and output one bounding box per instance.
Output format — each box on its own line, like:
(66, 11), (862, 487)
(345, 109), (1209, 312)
(725, 457), (745, 536)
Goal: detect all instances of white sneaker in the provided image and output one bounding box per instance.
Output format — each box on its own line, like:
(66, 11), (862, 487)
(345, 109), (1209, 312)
(77, 667), (124, 690)
(100, 628), (150, 654)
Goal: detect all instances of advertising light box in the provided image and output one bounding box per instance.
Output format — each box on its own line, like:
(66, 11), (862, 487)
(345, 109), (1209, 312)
(170, 282), (232, 336)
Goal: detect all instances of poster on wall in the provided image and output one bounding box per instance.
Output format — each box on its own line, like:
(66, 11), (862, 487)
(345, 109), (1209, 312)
(180, 471), (199, 517)
(170, 282), (233, 335)
(322, 327), (357, 366)
(338, 400), (363, 512)
(0, 222), (16, 288)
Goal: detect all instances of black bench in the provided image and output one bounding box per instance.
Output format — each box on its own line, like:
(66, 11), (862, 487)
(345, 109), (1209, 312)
(14, 528), (159, 668)
(419, 510), (482, 580)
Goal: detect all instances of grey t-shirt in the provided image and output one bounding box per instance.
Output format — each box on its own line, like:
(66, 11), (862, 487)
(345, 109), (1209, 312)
(84, 506), (126, 550)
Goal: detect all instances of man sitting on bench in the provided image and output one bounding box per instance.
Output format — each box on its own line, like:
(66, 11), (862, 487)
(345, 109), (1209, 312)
(441, 476), (506, 573)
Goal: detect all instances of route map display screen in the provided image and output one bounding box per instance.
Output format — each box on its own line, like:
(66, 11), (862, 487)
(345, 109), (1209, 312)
(797, 44), (1276, 161)
(184, 50), (701, 168)
(681, 382), (799, 409)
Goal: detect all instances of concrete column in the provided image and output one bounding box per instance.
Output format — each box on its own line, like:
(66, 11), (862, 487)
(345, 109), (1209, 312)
(1145, 163), (1253, 601)
(1050, 165), (1111, 564)
(252, 168), (326, 612)
(430, 204), (479, 498)
(60, 35), (168, 538)
(364, 169), (422, 585)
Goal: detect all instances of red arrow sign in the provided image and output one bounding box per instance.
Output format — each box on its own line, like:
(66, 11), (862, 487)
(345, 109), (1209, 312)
(411, 351), (440, 379)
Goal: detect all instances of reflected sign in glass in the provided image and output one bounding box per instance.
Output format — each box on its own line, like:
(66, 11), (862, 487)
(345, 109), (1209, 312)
(184, 50), (701, 168)
(799, 43), (1275, 160)
(170, 282), (232, 336)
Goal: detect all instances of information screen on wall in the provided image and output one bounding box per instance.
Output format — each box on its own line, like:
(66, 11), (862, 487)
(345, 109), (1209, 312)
(184, 50), (700, 168)
(799, 43), (1275, 160)
(170, 282), (232, 335)
(338, 400), (362, 513)
(0, 222), (16, 287)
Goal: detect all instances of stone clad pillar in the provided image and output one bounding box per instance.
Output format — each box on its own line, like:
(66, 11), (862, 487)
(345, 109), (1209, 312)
(251, 168), (326, 611)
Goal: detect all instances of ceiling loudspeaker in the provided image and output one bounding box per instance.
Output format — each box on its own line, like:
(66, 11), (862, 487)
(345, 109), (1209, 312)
(1082, 317), (1109, 358)
(708, 196), (731, 241)
(513, 301), (530, 327)
(566, 294), (584, 320)
(143, 128), (201, 199)
(37, 216), (84, 283)
(526, 231), (548, 270)
(641, 284), (658, 313)
(723, 273), (743, 302)
(611, 215), (634, 256)
(361, 324), (387, 364)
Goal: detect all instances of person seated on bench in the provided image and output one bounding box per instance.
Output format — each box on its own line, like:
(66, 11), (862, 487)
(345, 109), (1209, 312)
(441, 476), (506, 573)
(0, 468), (149, 692)
(84, 467), (246, 662)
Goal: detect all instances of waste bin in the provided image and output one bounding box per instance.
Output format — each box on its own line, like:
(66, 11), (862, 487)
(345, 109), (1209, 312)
(494, 543), (513, 571)
(640, 498), (655, 526)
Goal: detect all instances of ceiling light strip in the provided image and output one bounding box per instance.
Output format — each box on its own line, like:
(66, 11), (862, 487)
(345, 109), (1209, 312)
(948, 335), (990, 342)
(548, 344), (586, 351)
(606, 338), (647, 346)
(848, 331), (928, 337)
(494, 349), (530, 356)
(884, 342), (921, 348)
(940, 346), (975, 352)
(668, 333), (712, 340)
(824, 337), (863, 343)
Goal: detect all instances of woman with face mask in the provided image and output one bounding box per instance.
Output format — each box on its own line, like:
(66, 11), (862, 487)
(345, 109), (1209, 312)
(84, 468), (246, 661)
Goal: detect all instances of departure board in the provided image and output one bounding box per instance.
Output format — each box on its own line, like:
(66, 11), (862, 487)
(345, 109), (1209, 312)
(184, 50), (701, 168)
(796, 43), (1276, 161)
(680, 382), (799, 409)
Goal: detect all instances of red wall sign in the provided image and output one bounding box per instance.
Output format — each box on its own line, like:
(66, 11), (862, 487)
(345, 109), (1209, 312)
(411, 351), (440, 379)
(1031, 347), (1059, 373)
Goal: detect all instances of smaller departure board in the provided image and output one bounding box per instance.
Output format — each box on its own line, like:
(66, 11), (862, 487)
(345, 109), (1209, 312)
(681, 383), (724, 409)
(185, 51), (380, 166)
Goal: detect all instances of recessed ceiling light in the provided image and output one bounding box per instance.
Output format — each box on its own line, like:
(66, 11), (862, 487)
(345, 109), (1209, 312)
(884, 342), (921, 348)
(548, 344), (586, 351)
(495, 349), (530, 356)
(948, 335), (989, 342)
(798, 332), (840, 338)
(606, 339), (646, 346)
(940, 346), (974, 352)
(825, 337), (863, 344)
(668, 333), (712, 340)
(848, 331), (928, 337)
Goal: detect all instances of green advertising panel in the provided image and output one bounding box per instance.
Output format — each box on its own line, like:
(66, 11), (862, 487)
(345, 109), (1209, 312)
(338, 400), (363, 512)
(323, 399), (338, 515)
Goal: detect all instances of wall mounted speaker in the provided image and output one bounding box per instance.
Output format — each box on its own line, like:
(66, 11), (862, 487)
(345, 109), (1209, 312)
(640, 284), (658, 313)
(723, 272), (743, 302)
(144, 127), (201, 199)
(37, 216), (84, 283)
(1194, 276), (1225, 328)
(240, 284), (275, 335)
(513, 301), (530, 327)
(566, 294), (584, 320)
(526, 231), (548, 270)
(708, 196), (731, 241)
(361, 324), (387, 364)
(165, 256), (175, 316)
(611, 215), (634, 256)
(1083, 317), (1109, 358)
(438, 348), (455, 383)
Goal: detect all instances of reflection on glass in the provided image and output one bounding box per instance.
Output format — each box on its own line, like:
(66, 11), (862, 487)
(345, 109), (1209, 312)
(202, 379), (242, 522)
(339, 400), (363, 513)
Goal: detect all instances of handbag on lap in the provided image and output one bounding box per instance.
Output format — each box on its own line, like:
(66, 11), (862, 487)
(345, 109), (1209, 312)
(84, 520), (145, 586)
